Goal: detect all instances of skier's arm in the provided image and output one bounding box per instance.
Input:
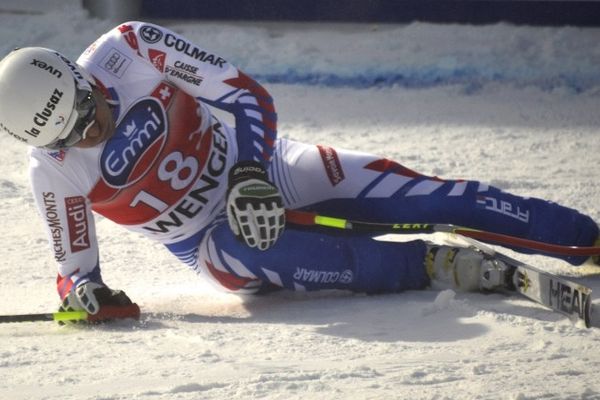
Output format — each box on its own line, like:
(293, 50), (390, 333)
(124, 22), (283, 249)
(29, 152), (139, 320)
(29, 151), (103, 299)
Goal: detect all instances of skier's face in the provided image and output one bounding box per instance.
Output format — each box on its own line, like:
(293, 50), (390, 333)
(74, 87), (115, 148)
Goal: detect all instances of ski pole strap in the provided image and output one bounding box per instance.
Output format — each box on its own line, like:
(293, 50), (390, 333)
(285, 209), (600, 257)
(0, 310), (88, 323)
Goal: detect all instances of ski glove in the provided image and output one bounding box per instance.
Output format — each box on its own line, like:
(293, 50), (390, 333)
(59, 282), (140, 323)
(226, 161), (285, 251)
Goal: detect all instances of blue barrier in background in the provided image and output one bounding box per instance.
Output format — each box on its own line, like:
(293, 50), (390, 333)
(140, 0), (600, 26)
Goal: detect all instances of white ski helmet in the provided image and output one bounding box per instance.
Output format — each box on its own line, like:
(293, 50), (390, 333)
(0, 47), (94, 147)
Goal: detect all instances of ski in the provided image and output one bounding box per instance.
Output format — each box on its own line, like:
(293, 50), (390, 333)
(470, 240), (593, 327)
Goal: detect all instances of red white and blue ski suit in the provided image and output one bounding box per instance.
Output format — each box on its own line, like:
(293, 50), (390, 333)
(28, 22), (599, 299)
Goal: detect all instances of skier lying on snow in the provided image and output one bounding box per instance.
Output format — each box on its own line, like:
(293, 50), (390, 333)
(0, 21), (597, 321)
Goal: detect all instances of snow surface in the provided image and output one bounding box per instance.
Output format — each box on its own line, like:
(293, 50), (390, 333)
(1, 3), (600, 400)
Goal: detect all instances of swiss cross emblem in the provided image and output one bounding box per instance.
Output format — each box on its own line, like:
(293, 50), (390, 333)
(159, 86), (171, 101)
(151, 82), (176, 108)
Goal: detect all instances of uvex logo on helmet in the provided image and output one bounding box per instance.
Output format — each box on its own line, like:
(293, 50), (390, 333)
(0, 47), (89, 147)
(31, 58), (63, 79)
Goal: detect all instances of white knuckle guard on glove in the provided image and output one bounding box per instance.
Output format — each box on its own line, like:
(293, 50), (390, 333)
(61, 282), (105, 314)
(227, 161), (285, 251)
(60, 282), (133, 315)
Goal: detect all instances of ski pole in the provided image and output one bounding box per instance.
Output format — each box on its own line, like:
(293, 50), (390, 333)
(0, 310), (88, 323)
(0, 304), (141, 324)
(285, 209), (600, 257)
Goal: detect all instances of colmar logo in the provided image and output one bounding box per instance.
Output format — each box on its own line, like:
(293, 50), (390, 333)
(293, 268), (354, 284)
(66, 196), (90, 253)
(140, 25), (163, 44)
(163, 34), (226, 67)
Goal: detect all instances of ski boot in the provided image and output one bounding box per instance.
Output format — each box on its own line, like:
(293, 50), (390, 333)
(424, 244), (510, 292)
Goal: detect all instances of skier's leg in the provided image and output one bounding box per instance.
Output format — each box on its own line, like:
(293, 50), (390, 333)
(195, 220), (430, 294)
(170, 217), (499, 295)
(192, 220), (502, 294)
(272, 139), (598, 265)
